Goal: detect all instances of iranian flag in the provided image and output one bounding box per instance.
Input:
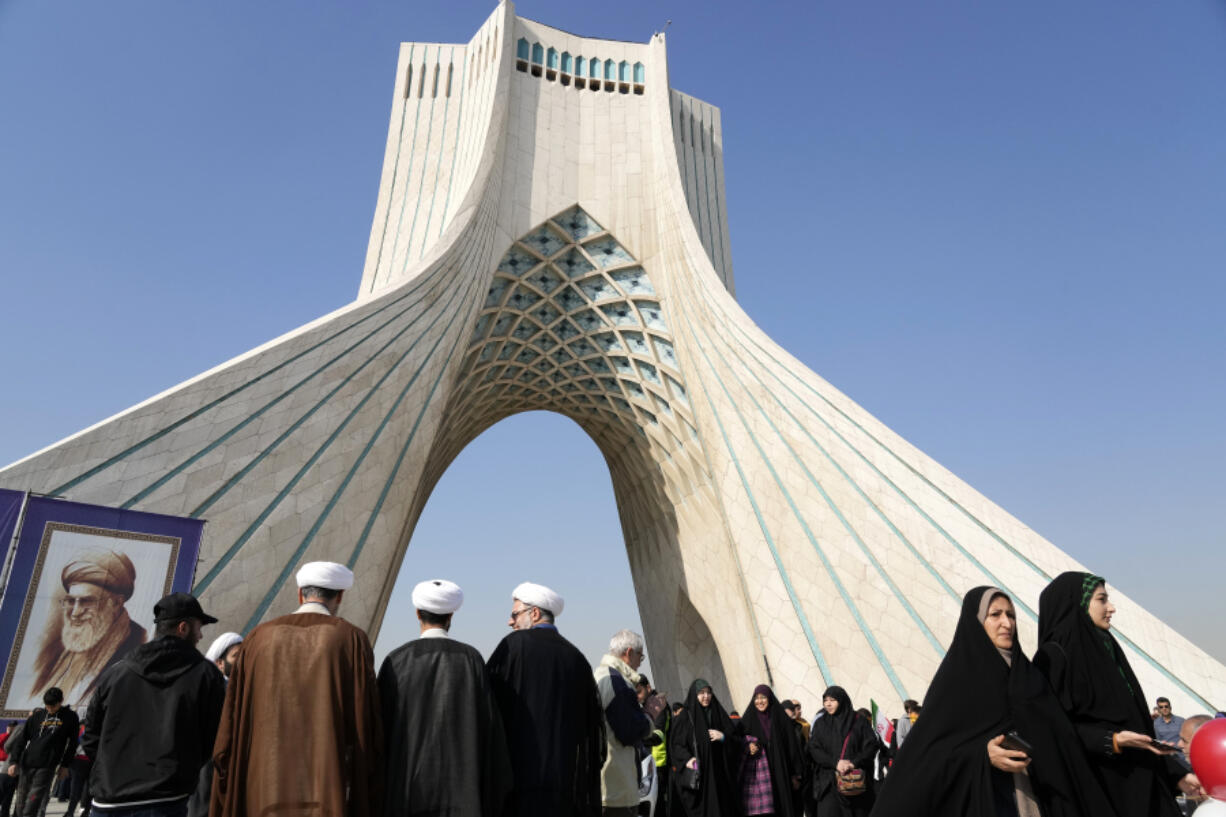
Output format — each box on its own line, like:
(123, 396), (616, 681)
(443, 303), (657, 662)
(870, 699), (895, 746)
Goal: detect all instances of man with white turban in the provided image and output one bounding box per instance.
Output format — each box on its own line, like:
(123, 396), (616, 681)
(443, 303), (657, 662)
(487, 582), (604, 817)
(204, 632), (242, 679)
(187, 632), (243, 817)
(377, 580), (512, 817)
(210, 562), (381, 817)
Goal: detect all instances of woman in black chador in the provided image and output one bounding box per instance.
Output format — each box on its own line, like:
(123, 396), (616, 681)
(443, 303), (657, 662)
(1034, 572), (1198, 817)
(807, 686), (877, 817)
(669, 678), (741, 817)
(739, 684), (803, 817)
(870, 586), (1118, 817)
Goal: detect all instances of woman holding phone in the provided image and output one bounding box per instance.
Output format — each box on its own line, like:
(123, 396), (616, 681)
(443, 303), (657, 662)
(1034, 573), (1201, 817)
(870, 587), (1116, 817)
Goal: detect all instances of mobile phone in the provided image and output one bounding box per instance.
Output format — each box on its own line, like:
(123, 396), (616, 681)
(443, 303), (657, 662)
(1148, 738), (1177, 753)
(1001, 731), (1034, 756)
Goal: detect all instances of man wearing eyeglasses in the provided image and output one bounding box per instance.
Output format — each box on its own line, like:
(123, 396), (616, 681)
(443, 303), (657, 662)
(594, 631), (652, 817)
(29, 550), (146, 708)
(487, 582), (605, 817)
(1153, 697), (1187, 765)
(1152, 691), (1191, 770)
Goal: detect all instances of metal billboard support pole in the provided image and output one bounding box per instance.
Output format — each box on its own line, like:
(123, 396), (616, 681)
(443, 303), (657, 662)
(0, 490), (32, 611)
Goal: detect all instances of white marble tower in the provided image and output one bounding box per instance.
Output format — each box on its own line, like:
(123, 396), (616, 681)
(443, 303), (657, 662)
(3, 3), (1222, 713)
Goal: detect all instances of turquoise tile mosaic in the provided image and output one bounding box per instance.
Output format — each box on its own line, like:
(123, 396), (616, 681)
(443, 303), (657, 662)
(453, 206), (687, 436)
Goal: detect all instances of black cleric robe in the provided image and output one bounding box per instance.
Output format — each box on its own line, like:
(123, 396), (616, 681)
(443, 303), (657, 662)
(377, 633), (513, 817)
(486, 625), (605, 817)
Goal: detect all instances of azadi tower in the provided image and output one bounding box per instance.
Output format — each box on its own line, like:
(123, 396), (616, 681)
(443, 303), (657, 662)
(4, 2), (1222, 712)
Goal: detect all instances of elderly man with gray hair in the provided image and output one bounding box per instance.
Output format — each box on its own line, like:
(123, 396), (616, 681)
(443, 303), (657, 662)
(594, 630), (652, 817)
(1177, 715), (1213, 813)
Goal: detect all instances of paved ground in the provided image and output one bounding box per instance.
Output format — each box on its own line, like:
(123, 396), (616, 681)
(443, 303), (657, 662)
(39, 797), (72, 816)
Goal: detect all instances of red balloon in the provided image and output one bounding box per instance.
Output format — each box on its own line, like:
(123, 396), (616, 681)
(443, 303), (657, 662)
(1190, 718), (1226, 801)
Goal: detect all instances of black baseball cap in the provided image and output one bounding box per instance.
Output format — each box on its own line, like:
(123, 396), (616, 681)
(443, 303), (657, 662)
(153, 592), (218, 624)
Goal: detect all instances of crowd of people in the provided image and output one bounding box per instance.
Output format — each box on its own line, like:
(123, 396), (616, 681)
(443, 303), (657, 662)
(0, 565), (1219, 817)
(876, 575), (1217, 817)
(652, 573), (1218, 817)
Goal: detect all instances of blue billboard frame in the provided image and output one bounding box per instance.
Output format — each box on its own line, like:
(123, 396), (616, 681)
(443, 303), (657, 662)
(0, 491), (204, 716)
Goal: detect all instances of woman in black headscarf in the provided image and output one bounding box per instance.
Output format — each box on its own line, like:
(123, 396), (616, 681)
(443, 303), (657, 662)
(739, 684), (802, 817)
(808, 686), (877, 816)
(670, 678), (741, 817)
(870, 586), (1118, 817)
(1034, 572), (1198, 817)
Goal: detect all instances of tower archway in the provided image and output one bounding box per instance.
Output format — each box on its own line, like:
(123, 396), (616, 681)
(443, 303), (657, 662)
(370, 206), (741, 701)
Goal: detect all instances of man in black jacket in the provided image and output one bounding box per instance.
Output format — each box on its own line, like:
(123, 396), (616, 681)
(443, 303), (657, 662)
(82, 592), (225, 817)
(6, 687), (79, 817)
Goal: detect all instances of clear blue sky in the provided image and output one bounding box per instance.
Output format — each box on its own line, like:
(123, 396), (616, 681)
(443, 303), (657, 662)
(2, 0), (1223, 696)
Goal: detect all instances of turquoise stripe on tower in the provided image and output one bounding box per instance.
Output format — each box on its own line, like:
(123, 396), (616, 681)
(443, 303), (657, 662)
(51, 258), (452, 498)
(437, 48), (469, 243)
(402, 45), (441, 272)
(120, 271), (453, 509)
(681, 306), (910, 698)
(192, 281), (467, 594)
(687, 305), (945, 657)
(712, 314), (962, 606)
(369, 42), (415, 293)
(418, 46), (456, 259)
(384, 44), (430, 291)
(242, 274), (479, 631)
(684, 325), (833, 684)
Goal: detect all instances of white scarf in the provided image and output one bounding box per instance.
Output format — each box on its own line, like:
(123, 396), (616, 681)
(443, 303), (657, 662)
(600, 653), (642, 684)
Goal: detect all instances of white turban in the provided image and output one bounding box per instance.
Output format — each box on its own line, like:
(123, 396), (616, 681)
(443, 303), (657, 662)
(296, 561), (354, 590)
(412, 579), (463, 614)
(512, 582), (564, 617)
(205, 632), (243, 662)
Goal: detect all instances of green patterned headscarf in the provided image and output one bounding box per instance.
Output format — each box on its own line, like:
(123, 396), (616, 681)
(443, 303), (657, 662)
(1039, 571), (1152, 732)
(1079, 574), (1106, 611)
(1079, 573), (1133, 695)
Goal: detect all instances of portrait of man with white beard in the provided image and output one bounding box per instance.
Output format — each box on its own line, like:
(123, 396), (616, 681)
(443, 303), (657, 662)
(0, 513), (198, 719)
(27, 550), (146, 705)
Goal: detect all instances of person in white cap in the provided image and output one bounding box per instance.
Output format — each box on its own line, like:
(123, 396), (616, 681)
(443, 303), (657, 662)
(204, 632), (242, 680)
(210, 562), (381, 817)
(377, 580), (512, 817)
(486, 582), (604, 817)
(186, 632), (243, 817)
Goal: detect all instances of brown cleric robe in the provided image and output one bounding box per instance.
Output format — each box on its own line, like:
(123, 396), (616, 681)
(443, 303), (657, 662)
(210, 602), (383, 817)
